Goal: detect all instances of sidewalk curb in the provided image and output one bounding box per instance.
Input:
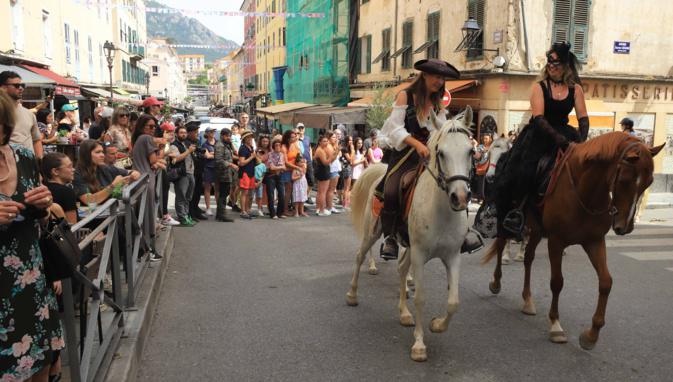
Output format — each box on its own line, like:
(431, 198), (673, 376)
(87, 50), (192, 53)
(103, 227), (174, 382)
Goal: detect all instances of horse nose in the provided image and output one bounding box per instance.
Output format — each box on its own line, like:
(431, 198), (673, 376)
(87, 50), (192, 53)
(450, 191), (468, 211)
(450, 192), (460, 206)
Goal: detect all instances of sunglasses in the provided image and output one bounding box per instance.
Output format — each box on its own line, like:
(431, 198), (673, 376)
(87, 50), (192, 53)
(4, 83), (26, 89)
(119, 114), (129, 117)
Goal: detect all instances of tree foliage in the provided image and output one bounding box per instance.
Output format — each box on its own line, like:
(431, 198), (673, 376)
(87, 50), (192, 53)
(366, 84), (395, 132)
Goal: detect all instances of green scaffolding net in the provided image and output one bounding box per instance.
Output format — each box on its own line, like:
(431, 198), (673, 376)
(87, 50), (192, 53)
(281, 0), (350, 106)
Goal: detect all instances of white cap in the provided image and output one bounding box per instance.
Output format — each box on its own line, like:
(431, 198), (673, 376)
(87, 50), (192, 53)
(296, 122), (305, 128)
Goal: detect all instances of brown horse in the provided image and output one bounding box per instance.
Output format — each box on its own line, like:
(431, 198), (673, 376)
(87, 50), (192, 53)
(482, 132), (665, 350)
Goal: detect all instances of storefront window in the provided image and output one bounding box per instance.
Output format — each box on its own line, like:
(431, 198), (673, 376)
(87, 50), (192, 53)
(663, 114), (673, 174)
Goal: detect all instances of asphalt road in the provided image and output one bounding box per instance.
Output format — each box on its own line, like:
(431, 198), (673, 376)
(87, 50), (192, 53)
(138, 207), (673, 382)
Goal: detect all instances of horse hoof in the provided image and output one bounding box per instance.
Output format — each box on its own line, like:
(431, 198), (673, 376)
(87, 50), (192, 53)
(346, 293), (358, 307)
(579, 331), (597, 350)
(400, 314), (414, 327)
(521, 301), (537, 316)
(489, 281), (501, 295)
(549, 330), (568, 344)
(368, 267), (378, 275)
(429, 317), (446, 333)
(501, 255), (512, 265)
(410, 346), (427, 362)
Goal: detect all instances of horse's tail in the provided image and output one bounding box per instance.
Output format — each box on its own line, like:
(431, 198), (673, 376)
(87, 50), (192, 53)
(481, 237), (506, 265)
(351, 164), (387, 239)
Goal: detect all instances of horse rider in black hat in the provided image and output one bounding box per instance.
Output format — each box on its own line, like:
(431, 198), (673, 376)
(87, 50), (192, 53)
(375, 58), (483, 260)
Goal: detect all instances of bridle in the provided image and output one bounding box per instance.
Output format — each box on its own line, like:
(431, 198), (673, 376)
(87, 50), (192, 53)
(565, 140), (643, 217)
(423, 128), (472, 194)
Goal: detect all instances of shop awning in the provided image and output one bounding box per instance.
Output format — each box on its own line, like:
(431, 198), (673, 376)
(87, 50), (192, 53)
(113, 88), (131, 96)
(21, 65), (80, 96)
(81, 87), (141, 105)
(0, 64), (55, 87)
(280, 106), (368, 129)
(256, 102), (316, 120)
(348, 79), (479, 107)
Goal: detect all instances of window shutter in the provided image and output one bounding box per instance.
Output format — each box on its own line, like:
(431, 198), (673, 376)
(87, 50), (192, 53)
(553, 0), (591, 60)
(366, 35), (372, 74)
(467, 0), (485, 58)
(552, 0), (572, 44)
(355, 37), (361, 74)
(572, 0), (590, 60)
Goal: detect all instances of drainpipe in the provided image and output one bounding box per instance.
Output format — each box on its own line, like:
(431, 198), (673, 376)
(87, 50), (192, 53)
(520, 0), (532, 72)
(393, 0), (399, 78)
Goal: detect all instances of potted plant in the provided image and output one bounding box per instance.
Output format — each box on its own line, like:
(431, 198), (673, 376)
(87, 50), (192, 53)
(57, 130), (69, 144)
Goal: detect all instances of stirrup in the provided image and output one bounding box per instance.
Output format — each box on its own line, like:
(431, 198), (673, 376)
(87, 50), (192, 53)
(503, 209), (525, 237)
(380, 237), (399, 261)
(461, 228), (484, 254)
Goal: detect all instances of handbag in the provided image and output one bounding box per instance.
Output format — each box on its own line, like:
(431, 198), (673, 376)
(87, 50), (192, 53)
(475, 160), (490, 176)
(166, 158), (186, 182)
(39, 214), (82, 282)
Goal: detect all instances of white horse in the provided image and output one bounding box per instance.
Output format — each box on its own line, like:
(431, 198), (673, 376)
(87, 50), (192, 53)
(346, 107), (475, 362)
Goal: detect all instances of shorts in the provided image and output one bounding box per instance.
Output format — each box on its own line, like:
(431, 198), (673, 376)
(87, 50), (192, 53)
(329, 171), (339, 179)
(280, 171), (292, 183)
(239, 173), (256, 190)
(255, 183), (264, 199)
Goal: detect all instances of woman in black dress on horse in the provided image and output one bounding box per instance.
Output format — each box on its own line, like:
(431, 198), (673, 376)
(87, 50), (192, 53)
(497, 42), (589, 237)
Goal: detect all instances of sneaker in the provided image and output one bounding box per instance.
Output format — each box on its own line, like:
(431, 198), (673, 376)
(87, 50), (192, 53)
(206, 208), (213, 216)
(330, 208), (342, 214)
(179, 218), (194, 227)
(186, 216), (198, 225)
(149, 251), (163, 262)
(271, 215), (278, 220)
(257, 209), (265, 217)
(317, 210), (331, 217)
(305, 198), (315, 205)
(162, 216), (180, 226)
(232, 205), (242, 212)
(216, 216), (235, 222)
(240, 213), (251, 219)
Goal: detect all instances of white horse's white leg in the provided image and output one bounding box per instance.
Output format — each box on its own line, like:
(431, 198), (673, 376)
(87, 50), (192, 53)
(502, 242), (512, 265)
(514, 236), (527, 262)
(398, 248), (413, 326)
(367, 247), (378, 275)
(346, 224), (381, 306)
(410, 254), (427, 362)
(430, 255), (461, 333)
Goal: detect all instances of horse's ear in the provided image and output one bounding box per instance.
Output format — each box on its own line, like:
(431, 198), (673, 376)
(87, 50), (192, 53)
(649, 143), (665, 157)
(464, 106), (473, 130)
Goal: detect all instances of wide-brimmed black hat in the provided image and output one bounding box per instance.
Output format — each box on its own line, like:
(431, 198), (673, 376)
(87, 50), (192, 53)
(414, 59), (460, 79)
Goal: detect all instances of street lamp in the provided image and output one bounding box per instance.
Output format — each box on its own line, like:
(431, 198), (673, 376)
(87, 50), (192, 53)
(145, 72), (150, 96)
(103, 41), (116, 103)
(455, 18), (499, 56)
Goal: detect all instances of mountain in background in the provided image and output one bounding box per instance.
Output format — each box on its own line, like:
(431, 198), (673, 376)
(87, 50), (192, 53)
(145, 0), (238, 63)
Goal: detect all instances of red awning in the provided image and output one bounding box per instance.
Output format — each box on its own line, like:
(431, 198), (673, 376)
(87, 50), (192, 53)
(21, 65), (80, 96)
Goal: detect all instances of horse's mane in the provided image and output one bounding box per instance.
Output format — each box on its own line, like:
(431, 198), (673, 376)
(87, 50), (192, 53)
(575, 132), (640, 163)
(428, 117), (471, 150)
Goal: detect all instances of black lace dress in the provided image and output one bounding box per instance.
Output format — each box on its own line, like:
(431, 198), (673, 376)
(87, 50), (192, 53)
(494, 80), (581, 237)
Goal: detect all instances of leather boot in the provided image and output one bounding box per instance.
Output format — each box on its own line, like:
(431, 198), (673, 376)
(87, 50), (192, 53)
(461, 228), (484, 254)
(380, 237), (399, 261)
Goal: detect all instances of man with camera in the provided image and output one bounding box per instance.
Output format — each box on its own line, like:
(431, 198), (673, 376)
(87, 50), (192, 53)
(168, 125), (198, 226)
(184, 117), (209, 221)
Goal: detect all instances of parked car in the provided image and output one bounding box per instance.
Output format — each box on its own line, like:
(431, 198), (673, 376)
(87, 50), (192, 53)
(198, 117), (238, 144)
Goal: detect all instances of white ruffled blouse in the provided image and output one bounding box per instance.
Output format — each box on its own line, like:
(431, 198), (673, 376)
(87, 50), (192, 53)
(377, 105), (448, 151)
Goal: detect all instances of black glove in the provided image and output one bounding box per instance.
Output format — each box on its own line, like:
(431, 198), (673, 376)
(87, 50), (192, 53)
(578, 116), (590, 142)
(533, 115), (568, 148)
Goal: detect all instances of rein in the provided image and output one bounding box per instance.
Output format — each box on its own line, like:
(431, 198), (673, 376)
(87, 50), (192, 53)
(564, 140), (642, 216)
(422, 128), (472, 194)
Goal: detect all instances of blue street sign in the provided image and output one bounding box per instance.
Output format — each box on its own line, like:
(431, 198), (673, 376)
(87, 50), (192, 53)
(614, 41), (630, 54)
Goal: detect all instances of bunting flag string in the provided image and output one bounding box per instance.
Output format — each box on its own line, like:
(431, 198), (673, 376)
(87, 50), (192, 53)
(73, 0), (325, 18)
(129, 42), (288, 51)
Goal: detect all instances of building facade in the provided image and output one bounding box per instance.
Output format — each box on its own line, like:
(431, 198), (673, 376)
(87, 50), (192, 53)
(111, 0), (149, 94)
(351, 0), (673, 186)
(2, 0), (115, 86)
(145, 37), (187, 104)
(179, 54), (206, 78)
(254, 0), (287, 102)
(241, 0), (257, 100)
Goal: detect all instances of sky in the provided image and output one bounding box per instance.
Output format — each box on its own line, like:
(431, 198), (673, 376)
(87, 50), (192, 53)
(156, 0), (245, 44)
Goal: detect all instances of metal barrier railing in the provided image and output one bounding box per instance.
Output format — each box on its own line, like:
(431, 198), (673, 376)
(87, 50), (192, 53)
(60, 171), (164, 382)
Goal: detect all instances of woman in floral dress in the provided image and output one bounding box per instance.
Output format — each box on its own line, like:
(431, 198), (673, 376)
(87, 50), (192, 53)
(0, 91), (64, 381)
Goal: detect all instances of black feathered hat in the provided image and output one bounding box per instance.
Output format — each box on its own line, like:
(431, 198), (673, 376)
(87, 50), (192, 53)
(548, 41), (582, 84)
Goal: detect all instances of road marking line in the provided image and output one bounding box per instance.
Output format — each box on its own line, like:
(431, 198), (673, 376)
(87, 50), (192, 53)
(606, 238), (672, 248)
(620, 252), (673, 261)
(666, 268), (673, 272)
